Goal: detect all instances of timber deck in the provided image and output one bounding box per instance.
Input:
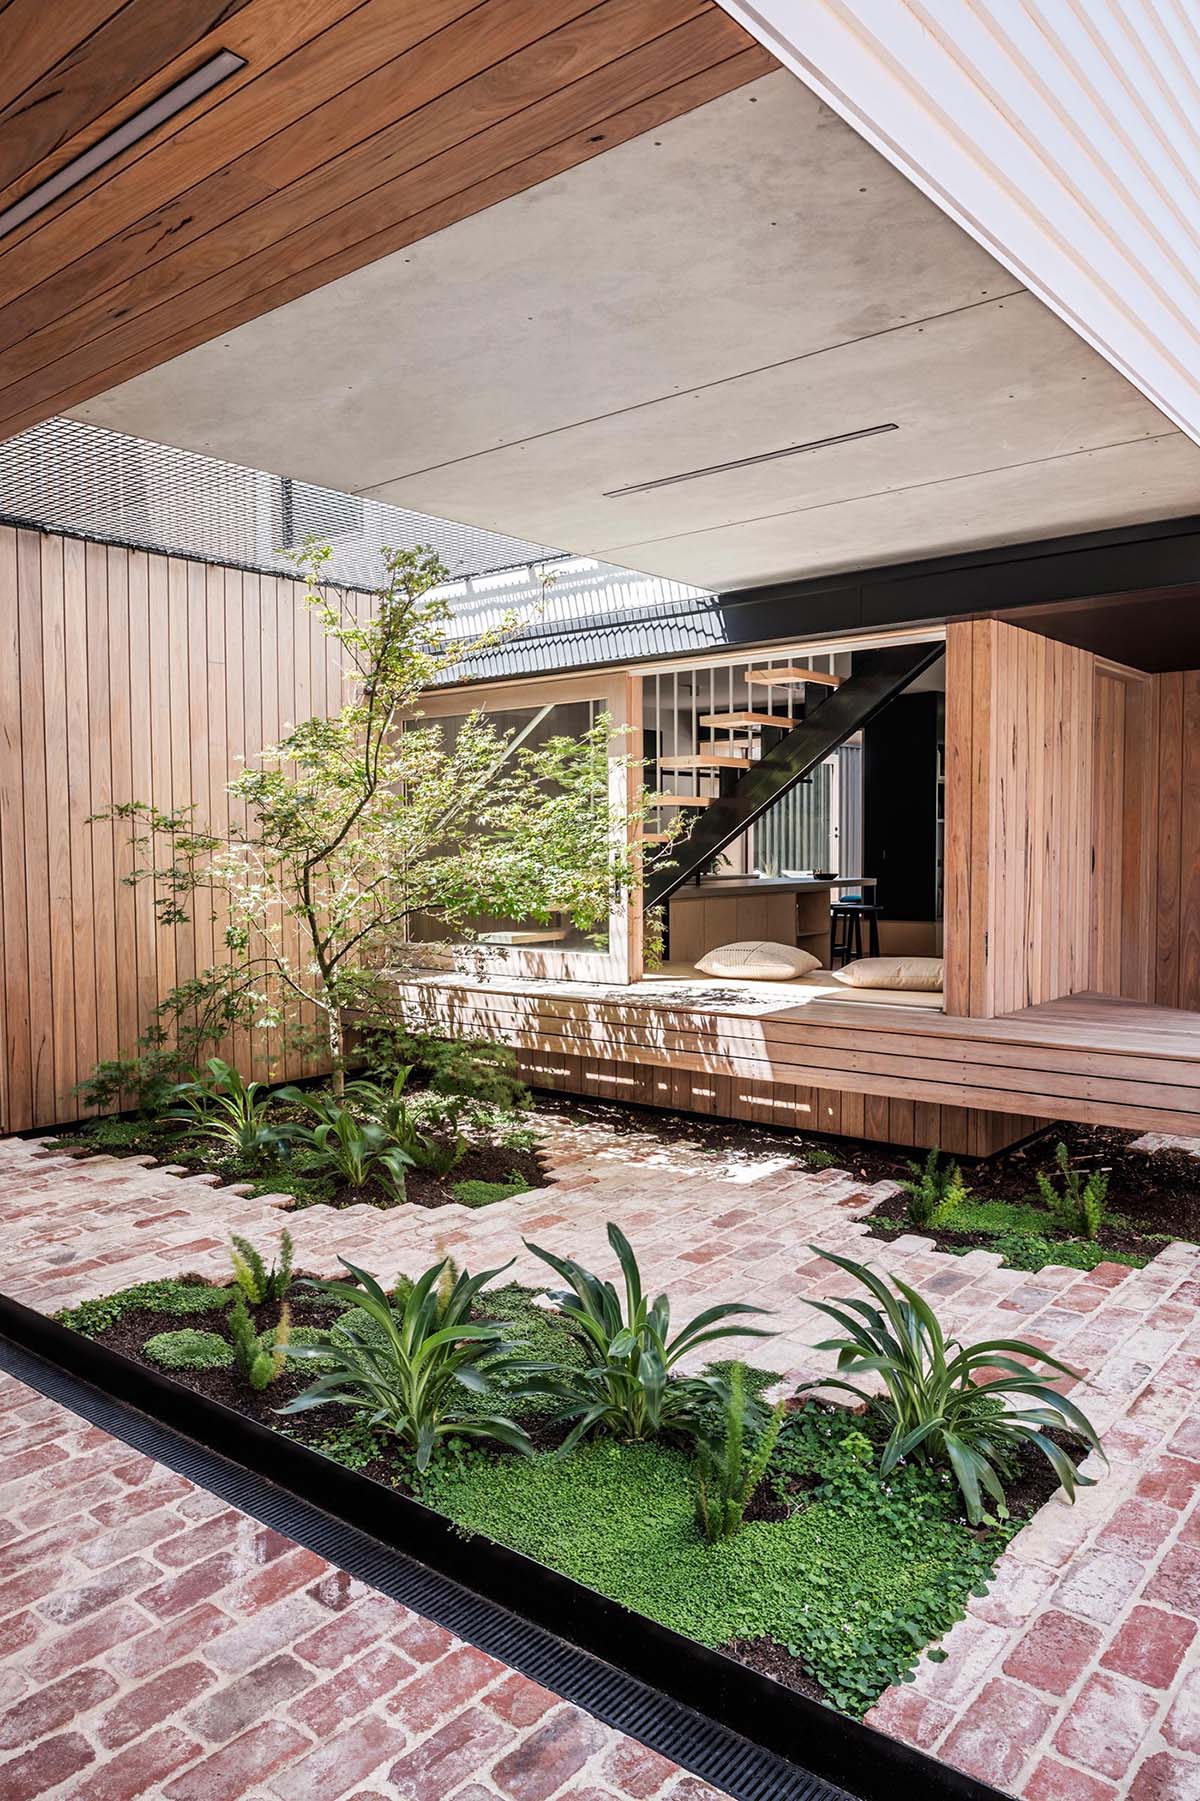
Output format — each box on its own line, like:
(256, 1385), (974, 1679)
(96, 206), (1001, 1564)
(386, 969), (1200, 1154)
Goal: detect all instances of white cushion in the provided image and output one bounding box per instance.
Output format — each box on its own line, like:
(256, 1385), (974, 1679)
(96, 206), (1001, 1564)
(832, 956), (944, 991)
(694, 941), (822, 980)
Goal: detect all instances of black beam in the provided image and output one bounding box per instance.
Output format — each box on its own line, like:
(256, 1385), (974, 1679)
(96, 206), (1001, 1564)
(442, 512), (1200, 686)
(644, 641), (944, 910)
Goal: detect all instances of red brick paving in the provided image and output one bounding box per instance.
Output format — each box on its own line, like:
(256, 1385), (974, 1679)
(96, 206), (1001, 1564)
(0, 1375), (730, 1801)
(4, 1116), (1200, 1797)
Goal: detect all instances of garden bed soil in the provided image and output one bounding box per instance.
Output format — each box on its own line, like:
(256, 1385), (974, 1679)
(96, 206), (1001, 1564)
(861, 1211), (1166, 1263)
(416, 1142), (544, 1209)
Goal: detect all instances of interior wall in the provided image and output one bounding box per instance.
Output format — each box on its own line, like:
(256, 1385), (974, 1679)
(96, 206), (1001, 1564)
(0, 525), (348, 1134)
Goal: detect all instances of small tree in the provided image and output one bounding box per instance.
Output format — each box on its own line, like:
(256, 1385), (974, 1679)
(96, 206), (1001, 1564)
(98, 541), (676, 1095)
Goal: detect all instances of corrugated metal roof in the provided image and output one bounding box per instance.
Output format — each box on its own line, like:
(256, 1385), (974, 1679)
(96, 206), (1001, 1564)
(0, 417), (716, 676)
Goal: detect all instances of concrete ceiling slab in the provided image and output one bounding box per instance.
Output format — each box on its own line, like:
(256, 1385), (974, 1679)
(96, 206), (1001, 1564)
(71, 69), (1200, 592)
(614, 434), (1200, 591)
(360, 291), (1175, 557)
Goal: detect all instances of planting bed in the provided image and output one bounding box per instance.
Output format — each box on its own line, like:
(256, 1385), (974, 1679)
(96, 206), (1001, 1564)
(53, 1264), (1083, 1723)
(538, 1098), (1200, 1275)
(49, 1113), (546, 1212)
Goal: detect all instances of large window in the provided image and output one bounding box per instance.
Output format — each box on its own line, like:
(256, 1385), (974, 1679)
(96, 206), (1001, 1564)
(406, 674), (638, 982)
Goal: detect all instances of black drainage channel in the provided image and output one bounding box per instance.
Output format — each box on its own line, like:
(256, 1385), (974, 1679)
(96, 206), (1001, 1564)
(0, 1300), (1011, 1801)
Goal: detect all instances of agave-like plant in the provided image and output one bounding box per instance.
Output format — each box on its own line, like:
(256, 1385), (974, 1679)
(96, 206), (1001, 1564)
(275, 1087), (414, 1200)
(801, 1247), (1104, 1524)
(278, 1257), (534, 1469)
(523, 1222), (773, 1452)
(167, 1057), (284, 1161)
(343, 1070), (467, 1177)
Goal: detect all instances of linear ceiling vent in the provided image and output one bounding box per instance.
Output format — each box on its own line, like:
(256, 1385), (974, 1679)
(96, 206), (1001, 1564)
(604, 423), (898, 497)
(0, 50), (246, 241)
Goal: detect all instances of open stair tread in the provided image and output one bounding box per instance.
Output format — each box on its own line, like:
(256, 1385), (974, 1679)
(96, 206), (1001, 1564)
(659, 754), (752, 770)
(645, 792), (713, 807)
(699, 711), (797, 728)
(745, 667), (841, 687)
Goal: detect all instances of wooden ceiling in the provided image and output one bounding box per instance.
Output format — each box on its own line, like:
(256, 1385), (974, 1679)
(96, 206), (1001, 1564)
(0, 0), (773, 444)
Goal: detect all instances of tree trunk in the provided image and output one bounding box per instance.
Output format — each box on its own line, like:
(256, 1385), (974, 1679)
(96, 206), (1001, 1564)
(326, 1003), (345, 1097)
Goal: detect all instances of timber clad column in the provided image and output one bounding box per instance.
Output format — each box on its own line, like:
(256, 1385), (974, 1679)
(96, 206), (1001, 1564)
(944, 619), (1095, 1017)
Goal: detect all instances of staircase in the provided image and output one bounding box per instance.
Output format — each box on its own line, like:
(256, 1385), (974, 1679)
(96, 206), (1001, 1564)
(644, 643), (945, 910)
(644, 662), (839, 858)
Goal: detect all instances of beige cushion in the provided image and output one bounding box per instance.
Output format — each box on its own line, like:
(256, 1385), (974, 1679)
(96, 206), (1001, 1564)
(694, 941), (822, 980)
(833, 956), (944, 991)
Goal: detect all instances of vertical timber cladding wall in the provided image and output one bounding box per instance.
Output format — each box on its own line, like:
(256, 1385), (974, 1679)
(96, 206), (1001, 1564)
(945, 618), (1170, 1017)
(944, 619), (1097, 1017)
(0, 525), (354, 1134)
(1090, 659), (1159, 1004)
(1153, 671), (1200, 1010)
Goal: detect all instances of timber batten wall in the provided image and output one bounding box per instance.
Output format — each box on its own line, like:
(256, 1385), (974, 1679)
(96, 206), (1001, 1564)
(0, 525), (349, 1133)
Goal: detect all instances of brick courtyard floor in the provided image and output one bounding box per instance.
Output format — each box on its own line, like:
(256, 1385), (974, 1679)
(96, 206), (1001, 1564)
(0, 1371), (729, 1801)
(2, 1108), (1200, 1799)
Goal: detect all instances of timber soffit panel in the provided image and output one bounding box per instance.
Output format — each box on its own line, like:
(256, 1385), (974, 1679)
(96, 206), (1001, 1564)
(0, 0), (774, 443)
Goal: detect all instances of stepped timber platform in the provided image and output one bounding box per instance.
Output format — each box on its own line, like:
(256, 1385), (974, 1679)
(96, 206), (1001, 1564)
(385, 969), (1200, 1156)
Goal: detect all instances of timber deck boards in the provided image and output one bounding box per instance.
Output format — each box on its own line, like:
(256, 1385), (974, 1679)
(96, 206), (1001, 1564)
(388, 970), (1200, 1139)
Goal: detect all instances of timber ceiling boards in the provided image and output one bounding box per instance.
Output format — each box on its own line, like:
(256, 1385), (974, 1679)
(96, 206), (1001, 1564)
(0, 0), (772, 442)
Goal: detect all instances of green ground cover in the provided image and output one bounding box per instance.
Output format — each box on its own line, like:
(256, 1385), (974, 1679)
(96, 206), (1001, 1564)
(422, 1408), (1007, 1714)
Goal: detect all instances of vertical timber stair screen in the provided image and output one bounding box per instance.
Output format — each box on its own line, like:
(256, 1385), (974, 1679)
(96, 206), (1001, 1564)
(643, 643), (944, 910)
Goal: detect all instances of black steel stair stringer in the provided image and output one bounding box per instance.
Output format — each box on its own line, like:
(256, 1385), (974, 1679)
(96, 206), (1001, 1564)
(643, 641), (944, 910)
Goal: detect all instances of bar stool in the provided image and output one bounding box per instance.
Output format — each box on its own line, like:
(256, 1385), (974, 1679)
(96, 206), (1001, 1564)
(830, 899), (881, 966)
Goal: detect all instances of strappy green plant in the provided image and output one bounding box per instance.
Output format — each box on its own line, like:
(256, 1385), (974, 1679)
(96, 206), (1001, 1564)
(167, 1057), (284, 1161)
(801, 1247), (1103, 1524)
(523, 1223), (773, 1452)
(278, 1257), (534, 1469)
(693, 1363), (786, 1543)
(276, 1088), (413, 1199)
(230, 1229), (293, 1305)
(343, 1070), (467, 1177)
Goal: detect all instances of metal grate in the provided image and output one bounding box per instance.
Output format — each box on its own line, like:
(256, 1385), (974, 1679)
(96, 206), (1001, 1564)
(0, 418), (712, 649)
(0, 1334), (851, 1801)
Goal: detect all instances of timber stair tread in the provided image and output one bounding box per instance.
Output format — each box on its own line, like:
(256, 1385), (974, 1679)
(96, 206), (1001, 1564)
(746, 667), (841, 686)
(698, 711), (796, 728)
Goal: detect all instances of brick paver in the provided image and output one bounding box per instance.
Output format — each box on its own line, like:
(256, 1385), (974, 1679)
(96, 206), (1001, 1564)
(2, 1114), (1200, 1797)
(0, 1374), (730, 1801)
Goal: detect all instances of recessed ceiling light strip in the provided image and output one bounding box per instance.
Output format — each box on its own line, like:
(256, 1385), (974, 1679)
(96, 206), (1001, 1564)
(603, 422), (899, 497)
(0, 50), (247, 241)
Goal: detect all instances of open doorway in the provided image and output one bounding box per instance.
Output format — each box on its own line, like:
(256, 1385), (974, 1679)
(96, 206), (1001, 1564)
(641, 641), (946, 1011)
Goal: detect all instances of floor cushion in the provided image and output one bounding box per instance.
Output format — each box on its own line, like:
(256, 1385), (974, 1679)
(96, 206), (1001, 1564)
(694, 941), (823, 980)
(832, 955), (944, 991)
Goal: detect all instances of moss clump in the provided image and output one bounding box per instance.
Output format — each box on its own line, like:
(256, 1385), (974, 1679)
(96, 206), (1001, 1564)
(58, 1279), (230, 1337)
(987, 1232), (1147, 1273)
(421, 1404), (1006, 1714)
(285, 1324), (338, 1371)
(143, 1328), (233, 1371)
(463, 1283), (586, 1420)
(451, 1176), (531, 1209)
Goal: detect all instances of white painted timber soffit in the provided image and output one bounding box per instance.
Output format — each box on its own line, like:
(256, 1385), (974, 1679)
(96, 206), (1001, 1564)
(720, 0), (1200, 446)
